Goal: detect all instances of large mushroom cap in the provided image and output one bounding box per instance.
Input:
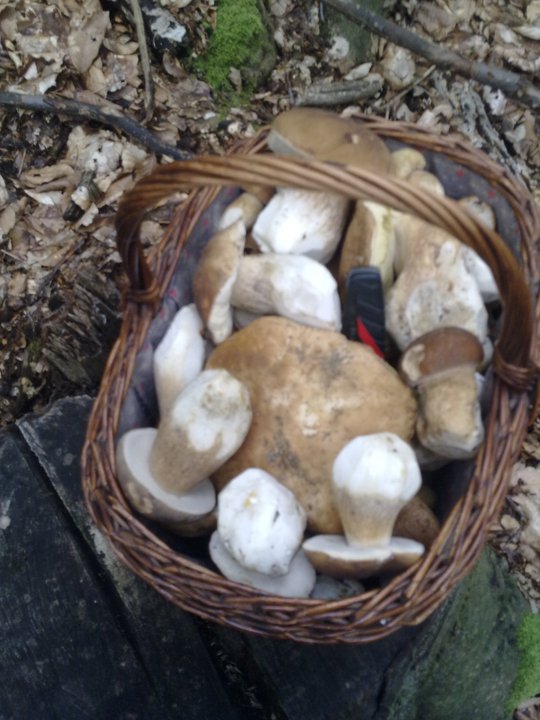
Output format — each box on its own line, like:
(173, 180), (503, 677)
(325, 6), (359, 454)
(268, 107), (391, 174)
(206, 317), (417, 533)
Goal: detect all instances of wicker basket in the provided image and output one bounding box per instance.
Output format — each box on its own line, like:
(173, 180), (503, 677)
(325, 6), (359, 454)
(81, 115), (540, 644)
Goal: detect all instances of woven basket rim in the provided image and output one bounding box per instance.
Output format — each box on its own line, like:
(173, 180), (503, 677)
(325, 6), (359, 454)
(82, 116), (540, 643)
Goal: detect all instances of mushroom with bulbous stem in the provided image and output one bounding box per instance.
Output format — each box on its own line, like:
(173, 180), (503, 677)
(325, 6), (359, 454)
(303, 433), (424, 579)
(209, 468), (316, 597)
(231, 253), (342, 332)
(399, 327), (485, 459)
(116, 369), (252, 532)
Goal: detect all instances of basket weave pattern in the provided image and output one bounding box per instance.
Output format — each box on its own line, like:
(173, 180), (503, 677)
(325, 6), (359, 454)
(82, 117), (540, 643)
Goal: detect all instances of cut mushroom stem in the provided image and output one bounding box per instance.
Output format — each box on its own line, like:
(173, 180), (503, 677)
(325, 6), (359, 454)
(399, 327), (485, 458)
(149, 369), (252, 494)
(303, 433), (424, 579)
(252, 188), (349, 263)
(153, 303), (206, 417)
(193, 219), (246, 344)
(231, 253), (342, 331)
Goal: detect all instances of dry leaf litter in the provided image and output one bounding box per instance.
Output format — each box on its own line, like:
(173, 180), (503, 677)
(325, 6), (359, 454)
(0, 0), (539, 656)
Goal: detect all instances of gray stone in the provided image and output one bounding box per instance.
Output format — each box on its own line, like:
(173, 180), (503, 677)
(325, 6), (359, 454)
(322, 0), (386, 73)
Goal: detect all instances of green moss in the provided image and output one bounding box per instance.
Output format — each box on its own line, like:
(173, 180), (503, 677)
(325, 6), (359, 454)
(195, 0), (276, 102)
(506, 614), (540, 715)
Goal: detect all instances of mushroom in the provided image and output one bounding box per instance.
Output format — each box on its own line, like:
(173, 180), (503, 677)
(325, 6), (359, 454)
(251, 188), (349, 263)
(218, 192), (266, 232)
(209, 468), (316, 597)
(153, 303), (206, 417)
(457, 197), (499, 303)
(303, 433), (424, 579)
(217, 468), (307, 575)
(193, 219), (246, 344)
(230, 253), (342, 331)
(149, 368), (252, 494)
(386, 234), (489, 353)
(116, 428), (216, 532)
(394, 494), (440, 548)
(399, 327), (484, 458)
(267, 107), (392, 174)
(338, 200), (396, 295)
(389, 148), (426, 179)
(206, 316), (417, 533)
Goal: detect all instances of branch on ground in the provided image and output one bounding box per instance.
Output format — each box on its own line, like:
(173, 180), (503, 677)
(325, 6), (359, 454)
(0, 92), (191, 160)
(324, 0), (540, 112)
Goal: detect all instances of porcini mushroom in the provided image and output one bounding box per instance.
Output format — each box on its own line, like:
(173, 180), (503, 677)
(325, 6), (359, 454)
(193, 219), (246, 344)
(207, 316), (417, 533)
(267, 107), (392, 174)
(338, 200), (396, 295)
(399, 327), (484, 458)
(230, 253), (342, 331)
(209, 468), (316, 597)
(386, 235), (489, 352)
(153, 303), (206, 417)
(149, 368), (252, 494)
(303, 433), (424, 579)
(252, 188), (349, 263)
(389, 148), (426, 179)
(218, 192), (265, 232)
(116, 428), (216, 531)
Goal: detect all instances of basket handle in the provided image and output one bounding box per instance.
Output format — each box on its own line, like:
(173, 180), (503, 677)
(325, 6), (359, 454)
(115, 154), (537, 393)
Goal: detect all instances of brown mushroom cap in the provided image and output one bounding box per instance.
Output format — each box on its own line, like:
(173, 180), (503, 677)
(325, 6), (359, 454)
(302, 535), (424, 579)
(399, 327), (484, 387)
(206, 316), (417, 533)
(268, 107), (391, 174)
(394, 494), (440, 548)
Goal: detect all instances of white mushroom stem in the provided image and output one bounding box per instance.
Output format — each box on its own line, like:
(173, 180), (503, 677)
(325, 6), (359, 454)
(252, 188), (349, 263)
(332, 433), (422, 547)
(231, 253), (342, 332)
(193, 220), (246, 344)
(153, 303), (206, 417)
(217, 468), (307, 576)
(149, 369), (252, 494)
(302, 433), (424, 580)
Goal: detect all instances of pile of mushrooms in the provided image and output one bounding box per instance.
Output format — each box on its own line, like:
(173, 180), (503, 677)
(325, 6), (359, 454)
(115, 108), (500, 598)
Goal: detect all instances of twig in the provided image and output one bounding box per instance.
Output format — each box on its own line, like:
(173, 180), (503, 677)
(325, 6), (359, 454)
(296, 75), (383, 107)
(129, 0), (155, 123)
(323, 0), (540, 112)
(0, 92), (191, 160)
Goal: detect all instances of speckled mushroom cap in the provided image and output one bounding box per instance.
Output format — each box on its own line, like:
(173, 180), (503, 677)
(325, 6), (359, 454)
(206, 316), (417, 534)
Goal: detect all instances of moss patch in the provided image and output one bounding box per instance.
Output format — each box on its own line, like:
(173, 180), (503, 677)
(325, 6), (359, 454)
(507, 614), (540, 714)
(195, 0), (276, 102)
